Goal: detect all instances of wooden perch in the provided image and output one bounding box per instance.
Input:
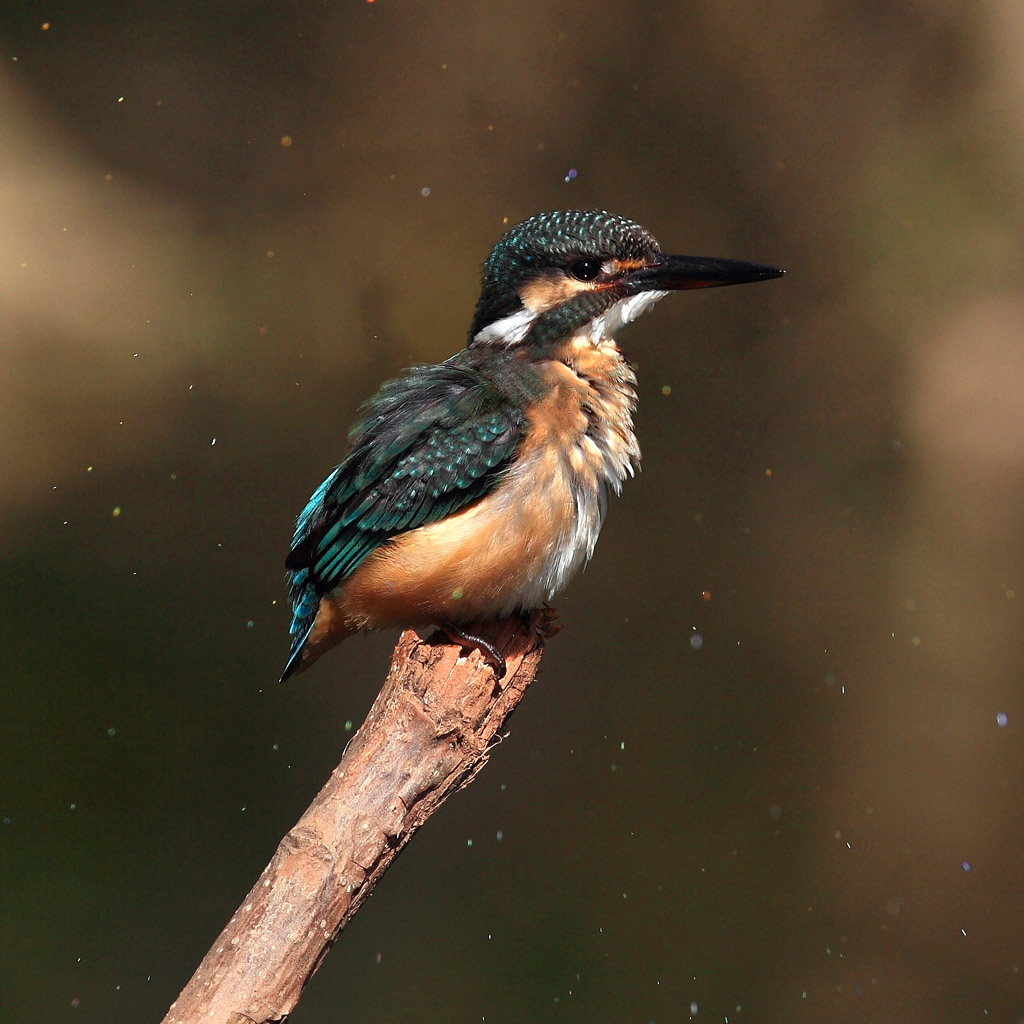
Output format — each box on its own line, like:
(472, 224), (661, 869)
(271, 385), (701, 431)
(162, 610), (558, 1024)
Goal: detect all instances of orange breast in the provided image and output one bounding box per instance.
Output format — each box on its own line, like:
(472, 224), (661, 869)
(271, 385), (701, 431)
(338, 375), (585, 629)
(327, 340), (638, 634)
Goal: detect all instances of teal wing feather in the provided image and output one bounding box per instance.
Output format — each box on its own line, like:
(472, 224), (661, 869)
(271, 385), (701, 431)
(283, 357), (525, 667)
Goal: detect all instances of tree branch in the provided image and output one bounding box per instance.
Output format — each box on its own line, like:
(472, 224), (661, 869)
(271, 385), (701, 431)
(162, 611), (558, 1024)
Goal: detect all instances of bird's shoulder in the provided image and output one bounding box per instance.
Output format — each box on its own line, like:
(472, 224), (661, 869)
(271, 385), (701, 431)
(286, 350), (541, 588)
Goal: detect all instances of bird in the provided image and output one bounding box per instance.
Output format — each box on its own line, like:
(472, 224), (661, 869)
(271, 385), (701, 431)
(281, 210), (783, 683)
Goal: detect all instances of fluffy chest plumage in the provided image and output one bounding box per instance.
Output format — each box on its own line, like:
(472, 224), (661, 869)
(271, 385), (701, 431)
(505, 334), (640, 606)
(335, 337), (639, 627)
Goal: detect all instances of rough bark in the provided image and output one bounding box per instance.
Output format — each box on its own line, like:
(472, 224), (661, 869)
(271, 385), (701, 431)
(162, 611), (557, 1024)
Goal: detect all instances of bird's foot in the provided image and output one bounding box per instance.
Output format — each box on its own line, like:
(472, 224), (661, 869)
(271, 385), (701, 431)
(437, 621), (507, 679)
(534, 604), (563, 638)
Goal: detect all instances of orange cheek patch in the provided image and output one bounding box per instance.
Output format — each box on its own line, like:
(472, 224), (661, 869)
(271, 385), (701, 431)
(518, 274), (591, 313)
(517, 260), (652, 314)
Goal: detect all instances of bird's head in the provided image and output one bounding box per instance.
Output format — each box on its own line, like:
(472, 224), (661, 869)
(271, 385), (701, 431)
(468, 209), (783, 350)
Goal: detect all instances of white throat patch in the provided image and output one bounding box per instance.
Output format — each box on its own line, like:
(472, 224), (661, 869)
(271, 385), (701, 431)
(588, 290), (669, 342)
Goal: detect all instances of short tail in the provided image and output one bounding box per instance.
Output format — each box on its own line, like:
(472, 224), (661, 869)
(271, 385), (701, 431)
(281, 567), (353, 682)
(279, 621), (315, 684)
(281, 564), (319, 684)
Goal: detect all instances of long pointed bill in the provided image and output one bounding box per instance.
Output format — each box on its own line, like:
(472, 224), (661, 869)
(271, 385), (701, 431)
(624, 253), (785, 293)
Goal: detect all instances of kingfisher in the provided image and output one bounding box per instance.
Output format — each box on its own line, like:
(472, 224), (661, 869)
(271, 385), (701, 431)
(281, 210), (783, 682)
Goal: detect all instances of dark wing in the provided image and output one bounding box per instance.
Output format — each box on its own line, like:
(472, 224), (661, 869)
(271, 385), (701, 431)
(284, 358), (524, 645)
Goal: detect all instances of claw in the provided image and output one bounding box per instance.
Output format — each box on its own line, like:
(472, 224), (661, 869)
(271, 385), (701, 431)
(437, 622), (507, 678)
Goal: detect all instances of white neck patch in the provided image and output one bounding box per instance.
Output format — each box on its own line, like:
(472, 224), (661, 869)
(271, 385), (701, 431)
(472, 307), (537, 346)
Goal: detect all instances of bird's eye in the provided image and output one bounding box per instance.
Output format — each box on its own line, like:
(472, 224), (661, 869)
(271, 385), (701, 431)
(568, 258), (602, 282)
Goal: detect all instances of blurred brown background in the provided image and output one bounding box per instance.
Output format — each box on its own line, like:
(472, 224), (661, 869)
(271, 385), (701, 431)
(2, 1), (1023, 1021)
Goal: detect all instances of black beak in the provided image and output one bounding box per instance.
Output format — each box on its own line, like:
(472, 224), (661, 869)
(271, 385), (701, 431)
(625, 253), (785, 293)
